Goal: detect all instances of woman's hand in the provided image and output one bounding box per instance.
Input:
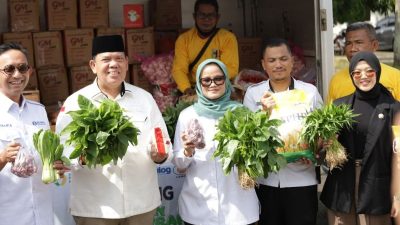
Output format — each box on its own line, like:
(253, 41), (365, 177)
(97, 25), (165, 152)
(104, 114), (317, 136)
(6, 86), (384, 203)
(181, 132), (195, 157)
(260, 91), (275, 113)
(391, 196), (400, 218)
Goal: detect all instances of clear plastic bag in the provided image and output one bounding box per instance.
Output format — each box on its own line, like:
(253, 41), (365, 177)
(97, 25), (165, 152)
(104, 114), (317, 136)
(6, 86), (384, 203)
(10, 139), (38, 178)
(186, 119), (205, 149)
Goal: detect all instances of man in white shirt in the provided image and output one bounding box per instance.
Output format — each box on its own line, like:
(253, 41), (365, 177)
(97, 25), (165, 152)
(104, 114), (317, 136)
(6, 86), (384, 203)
(0, 43), (55, 225)
(56, 35), (170, 225)
(243, 38), (323, 225)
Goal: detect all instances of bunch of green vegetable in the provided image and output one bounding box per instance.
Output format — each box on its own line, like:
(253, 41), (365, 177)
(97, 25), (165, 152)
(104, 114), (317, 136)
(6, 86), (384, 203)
(61, 95), (140, 168)
(300, 104), (357, 170)
(213, 106), (286, 189)
(162, 99), (193, 140)
(33, 129), (70, 184)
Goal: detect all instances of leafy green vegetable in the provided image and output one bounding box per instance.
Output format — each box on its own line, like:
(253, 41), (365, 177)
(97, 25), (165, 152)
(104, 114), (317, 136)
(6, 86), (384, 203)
(61, 95), (140, 168)
(33, 129), (70, 184)
(162, 100), (193, 140)
(213, 107), (286, 184)
(300, 104), (357, 169)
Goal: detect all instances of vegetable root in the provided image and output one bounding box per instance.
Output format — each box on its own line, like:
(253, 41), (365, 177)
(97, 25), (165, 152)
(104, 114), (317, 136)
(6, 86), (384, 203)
(325, 139), (348, 170)
(238, 169), (256, 190)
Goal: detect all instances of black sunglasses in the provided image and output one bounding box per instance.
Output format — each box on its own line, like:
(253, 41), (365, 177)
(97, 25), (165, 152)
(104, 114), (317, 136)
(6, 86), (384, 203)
(200, 76), (225, 87)
(0, 64), (30, 76)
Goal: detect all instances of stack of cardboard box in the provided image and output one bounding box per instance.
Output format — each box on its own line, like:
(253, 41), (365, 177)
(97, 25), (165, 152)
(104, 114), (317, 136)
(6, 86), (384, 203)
(1, 0), (184, 119)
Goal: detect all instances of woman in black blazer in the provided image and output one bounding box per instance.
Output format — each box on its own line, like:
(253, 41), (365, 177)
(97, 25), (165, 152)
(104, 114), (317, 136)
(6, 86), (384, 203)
(320, 51), (400, 225)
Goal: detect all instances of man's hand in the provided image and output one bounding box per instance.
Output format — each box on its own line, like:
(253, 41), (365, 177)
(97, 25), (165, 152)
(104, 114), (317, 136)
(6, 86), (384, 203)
(260, 91), (275, 113)
(0, 142), (20, 164)
(183, 88), (196, 96)
(150, 143), (168, 164)
(53, 160), (70, 178)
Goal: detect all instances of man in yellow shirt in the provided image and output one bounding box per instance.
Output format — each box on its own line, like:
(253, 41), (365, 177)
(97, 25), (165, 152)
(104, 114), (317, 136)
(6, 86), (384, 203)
(327, 22), (400, 103)
(172, 0), (239, 95)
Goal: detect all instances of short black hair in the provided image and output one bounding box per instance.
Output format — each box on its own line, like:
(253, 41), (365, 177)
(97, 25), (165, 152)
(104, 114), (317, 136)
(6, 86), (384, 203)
(0, 42), (29, 60)
(346, 22), (377, 40)
(262, 38), (292, 57)
(194, 0), (219, 13)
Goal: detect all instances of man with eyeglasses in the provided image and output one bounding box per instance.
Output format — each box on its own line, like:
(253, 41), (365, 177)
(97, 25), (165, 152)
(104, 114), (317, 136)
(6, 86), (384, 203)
(327, 22), (400, 103)
(244, 38), (323, 225)
(0, 42), (64, 225)
(172, 0), (239, 95)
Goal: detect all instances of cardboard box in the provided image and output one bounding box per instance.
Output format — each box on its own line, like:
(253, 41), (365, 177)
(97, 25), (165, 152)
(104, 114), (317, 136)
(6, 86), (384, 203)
(79, 0), (109, 28)
(46, 0), (78, 30)
(37, 66), (69, 105)
(126, 27), (155, 64)
(237, 38), (263, 71)
(8, 0), (40, 32)
(23, 90), (40, 102)
(63, 29), (94, 67)
(2, 32), (35, 66)
(96, 27), (125, 46)
(33, 31), (65, 68)
(151, 0), (182, 30)
(131, 63), (152, 92)
(154, 30), (178, 54)
(25, 68), (38, 90)
(123, 4), (144, 28)
(69, 65), (96, 93)
(45, 104), (62, 125)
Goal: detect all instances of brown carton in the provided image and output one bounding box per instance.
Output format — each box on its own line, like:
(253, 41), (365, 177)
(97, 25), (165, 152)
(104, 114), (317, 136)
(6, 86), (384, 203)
(23, 90), (40, 102)
(33, 31), (65, 68)
(151, 0), (182, 30)
(37, 66), (69, 105)
(46, 0), (78, 30)
(96, 27), (125, 46)
(126, 27), (155, 64)
(63, 29), (94, 67)
(69, 65), (96, 93)
(79, 0), (109, 28)
(154, 30), (178, 54)
(237, 38), (263, 71)
(8, 0), (40, 32)
(3, 32), (35, 66)
(25, 68), (38, 90)
(131, 64), (152, 92)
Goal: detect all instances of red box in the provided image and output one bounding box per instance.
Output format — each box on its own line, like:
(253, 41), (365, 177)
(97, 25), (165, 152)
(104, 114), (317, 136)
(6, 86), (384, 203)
(123, 4), (144, 28)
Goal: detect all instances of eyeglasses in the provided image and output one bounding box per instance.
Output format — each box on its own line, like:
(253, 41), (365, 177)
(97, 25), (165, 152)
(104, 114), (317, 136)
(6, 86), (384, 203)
(0, 64), (30, 77)
(195, 12), (218, 20)
(350, 68), (376, 79)
(200, 76), (225, 87)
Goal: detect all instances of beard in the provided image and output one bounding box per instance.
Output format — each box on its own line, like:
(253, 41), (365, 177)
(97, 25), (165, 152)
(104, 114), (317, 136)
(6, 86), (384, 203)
(195, 23), (217, 37)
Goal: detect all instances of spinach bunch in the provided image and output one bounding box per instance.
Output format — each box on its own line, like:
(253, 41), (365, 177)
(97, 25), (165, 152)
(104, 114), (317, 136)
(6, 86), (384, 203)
(162, 100), (193, 140)
(61, 95), (140, 168)
(213, 106), (286, 180)
(300, 103), (357, 169)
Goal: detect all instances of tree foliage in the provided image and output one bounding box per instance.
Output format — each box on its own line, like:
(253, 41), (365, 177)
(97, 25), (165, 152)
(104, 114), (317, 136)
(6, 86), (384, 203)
(334, 0), (395, 24)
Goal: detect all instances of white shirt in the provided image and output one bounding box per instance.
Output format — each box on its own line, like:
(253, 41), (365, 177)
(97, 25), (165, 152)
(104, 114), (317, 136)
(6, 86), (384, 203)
(56, 81), (169, 219)
(243, 79), (323, 188)
(0, 93), (53, 225)
(172, 106), (259, 225)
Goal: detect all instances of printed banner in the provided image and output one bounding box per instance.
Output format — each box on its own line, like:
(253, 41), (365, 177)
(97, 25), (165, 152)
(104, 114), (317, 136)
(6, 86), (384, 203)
(52, 162), (185, 225)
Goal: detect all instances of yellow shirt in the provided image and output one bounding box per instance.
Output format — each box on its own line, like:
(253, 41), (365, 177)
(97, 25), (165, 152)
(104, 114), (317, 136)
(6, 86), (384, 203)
(327, 63), (400, 103)
(172, 27), (239, 92)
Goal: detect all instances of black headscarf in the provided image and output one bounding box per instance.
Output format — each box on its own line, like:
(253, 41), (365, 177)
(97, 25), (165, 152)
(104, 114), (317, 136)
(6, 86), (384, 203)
(349, 51), (382, 99)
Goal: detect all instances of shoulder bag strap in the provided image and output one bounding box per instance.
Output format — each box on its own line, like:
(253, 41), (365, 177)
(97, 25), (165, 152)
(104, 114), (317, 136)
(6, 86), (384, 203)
(188, 28), (220, 73)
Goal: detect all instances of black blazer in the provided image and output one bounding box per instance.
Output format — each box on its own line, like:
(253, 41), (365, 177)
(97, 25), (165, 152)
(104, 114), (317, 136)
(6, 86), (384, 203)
(320, 89), (400, 215)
